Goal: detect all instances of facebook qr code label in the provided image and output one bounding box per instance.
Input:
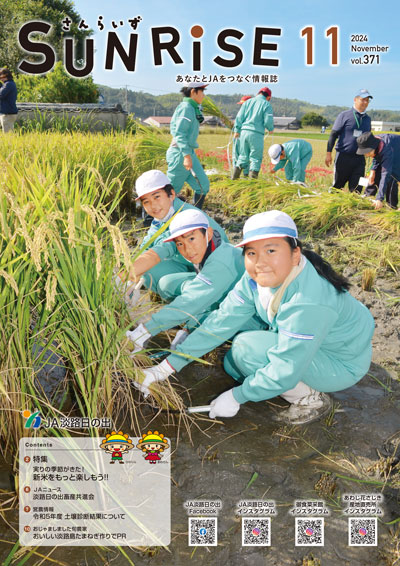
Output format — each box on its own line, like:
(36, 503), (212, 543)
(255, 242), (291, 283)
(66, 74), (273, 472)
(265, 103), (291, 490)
(295, 518), (324, 546)
(188, 518), (217, 546)
(349, 518), (377, 546)
(242, 518), (271, 546)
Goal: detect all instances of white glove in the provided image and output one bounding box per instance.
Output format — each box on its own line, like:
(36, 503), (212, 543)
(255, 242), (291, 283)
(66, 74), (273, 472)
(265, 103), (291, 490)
(170, 329), (189, 349)
(126, 323), (151, 354)
(114, 275), (144, 307)
(209, 389), (241, 419)
(133, 359), (175, 398)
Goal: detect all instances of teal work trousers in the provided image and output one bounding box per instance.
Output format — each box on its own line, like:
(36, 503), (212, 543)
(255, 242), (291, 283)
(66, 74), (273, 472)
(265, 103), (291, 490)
(237, 130), (264, 172)
(233, 138), (249, 175)
(285, 149), (312, 183)
(143, 261), (194, 299)
(166, 147), (210, 195)
(223, 330), (366, 393)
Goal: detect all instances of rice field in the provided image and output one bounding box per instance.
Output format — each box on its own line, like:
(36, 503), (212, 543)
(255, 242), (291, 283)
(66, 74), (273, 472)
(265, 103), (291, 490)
(1, 126), (398, 464)
(0, 133), (155, 471)
(0, 117), (399, 565)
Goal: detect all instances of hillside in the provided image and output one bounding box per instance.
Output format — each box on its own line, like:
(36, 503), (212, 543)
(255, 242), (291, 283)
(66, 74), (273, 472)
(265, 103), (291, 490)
(99, 85), (400, 124)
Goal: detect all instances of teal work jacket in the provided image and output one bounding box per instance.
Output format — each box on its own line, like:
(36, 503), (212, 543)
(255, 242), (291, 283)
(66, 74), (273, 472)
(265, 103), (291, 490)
(145, 242), (245, 335)
(233, 94), (274, 135)
(170, 100), (200, 155)
(141, 198), (228, 264)
(273, 139), (312, 181)
(167, 259), (374, 403)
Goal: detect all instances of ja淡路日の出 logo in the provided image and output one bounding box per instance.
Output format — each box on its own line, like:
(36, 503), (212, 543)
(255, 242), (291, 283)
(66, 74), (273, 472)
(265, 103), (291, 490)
(22, 410), (41, 429)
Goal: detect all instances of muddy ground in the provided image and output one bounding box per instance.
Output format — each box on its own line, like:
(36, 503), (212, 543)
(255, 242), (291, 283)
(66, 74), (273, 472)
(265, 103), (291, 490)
(0, 210), (399, 566)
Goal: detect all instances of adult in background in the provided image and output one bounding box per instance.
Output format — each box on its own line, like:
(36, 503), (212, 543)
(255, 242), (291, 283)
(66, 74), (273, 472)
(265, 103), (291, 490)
(0, 68), (18, 133)
(268, 140), (312, 184)
(232, 95), (253, 178)
(325, 89), (373, 192)
(232, 87), (274, 179)
(166, 81), (209, 209)
(356, 132), (400, 210)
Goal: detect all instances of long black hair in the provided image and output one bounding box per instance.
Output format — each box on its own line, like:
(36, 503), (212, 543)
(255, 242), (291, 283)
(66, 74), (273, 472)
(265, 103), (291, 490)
(285, 237), (350, 293)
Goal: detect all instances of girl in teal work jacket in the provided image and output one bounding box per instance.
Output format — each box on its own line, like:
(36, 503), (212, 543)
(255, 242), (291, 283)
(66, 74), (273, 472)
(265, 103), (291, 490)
(134, 210), (375, 425)
(166, 81), (210, 209)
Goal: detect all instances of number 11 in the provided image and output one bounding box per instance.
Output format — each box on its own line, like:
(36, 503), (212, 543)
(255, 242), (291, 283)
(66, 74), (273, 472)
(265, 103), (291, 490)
(301, 26), (339, 66)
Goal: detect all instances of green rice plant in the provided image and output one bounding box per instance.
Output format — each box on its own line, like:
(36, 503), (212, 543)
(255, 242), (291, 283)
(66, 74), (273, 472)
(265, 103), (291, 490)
(0, 131), (136, 207)
(0, 148), (201, 473)
(16, 109), (95, 133)
(202, 96), (233, 129)
(130, 122), (169, 179)
(16, 108), (48, 132)
(0, 160), (150, 466)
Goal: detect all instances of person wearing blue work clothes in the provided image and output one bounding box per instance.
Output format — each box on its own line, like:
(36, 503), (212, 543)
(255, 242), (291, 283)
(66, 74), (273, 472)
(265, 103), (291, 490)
(135, 210), (374, 425)
(232, 87), (274, 179)
(119, 170), (228, 300)
(268, 140), (312, 184)
(356, 131), (400, 210)
(127, 209), (245, 391)
(232, 95), (253, 178)
(166, 81), (210, 209)
(325, 89), (373, 192)
(0, 68), (18, 133)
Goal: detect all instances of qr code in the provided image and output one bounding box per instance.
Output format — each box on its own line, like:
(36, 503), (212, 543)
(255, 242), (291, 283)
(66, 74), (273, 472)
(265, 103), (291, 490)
(349, 518), (377, 546)
(295, 518), (324, 546)
(242, 518), (271, 546)
(188, 518), (217, 546)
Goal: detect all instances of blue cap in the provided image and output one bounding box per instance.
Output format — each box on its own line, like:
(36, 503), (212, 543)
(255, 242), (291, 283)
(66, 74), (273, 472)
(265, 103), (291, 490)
(355, 89), (373, 99)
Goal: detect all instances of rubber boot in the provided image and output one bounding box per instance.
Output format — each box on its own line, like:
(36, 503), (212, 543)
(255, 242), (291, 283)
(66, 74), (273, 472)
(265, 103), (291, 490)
(193, 193), (206, 209)
(249, 170), (259, 179)
(231, 166), (242, 180)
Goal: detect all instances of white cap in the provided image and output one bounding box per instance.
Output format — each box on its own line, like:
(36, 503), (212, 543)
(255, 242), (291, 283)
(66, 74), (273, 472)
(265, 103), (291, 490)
(268, 144), (283, 165)
(163, 209), (209, 242)
(182, 81), (208, 89)
(354, 88), (373, 99)
(235, 210), (298, 247)
(135, 170), (171, 200)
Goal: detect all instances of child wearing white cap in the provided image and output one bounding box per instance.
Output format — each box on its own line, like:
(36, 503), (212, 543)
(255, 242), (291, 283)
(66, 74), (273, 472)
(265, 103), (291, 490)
(125, 170), (228, 300)
(166, 82), (210, 209)
(135, 210), (375, 425)
(126, 208), (245, 384)
(268, 139), (312, 184)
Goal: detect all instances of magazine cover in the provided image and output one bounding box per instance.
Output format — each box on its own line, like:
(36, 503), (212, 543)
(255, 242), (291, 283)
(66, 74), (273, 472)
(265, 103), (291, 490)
(0, 0), (399, 565)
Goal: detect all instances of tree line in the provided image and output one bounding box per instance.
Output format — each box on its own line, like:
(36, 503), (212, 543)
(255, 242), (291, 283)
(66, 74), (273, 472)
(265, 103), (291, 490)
(99, 86), (400, 125)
